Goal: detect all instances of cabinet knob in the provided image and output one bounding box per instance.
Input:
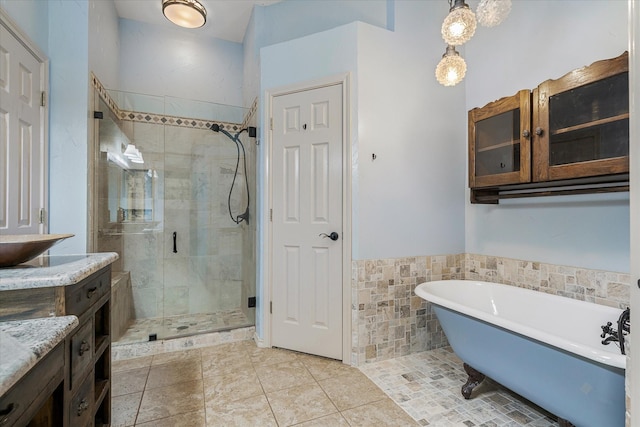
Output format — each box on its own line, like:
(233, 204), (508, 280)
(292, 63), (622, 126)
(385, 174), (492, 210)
(79, 340), (91, 356)
(535, 127), (543, 136)
(0, 403), (19, 425)
(522, 129), (530, 138)
(76, 398), (89, 416)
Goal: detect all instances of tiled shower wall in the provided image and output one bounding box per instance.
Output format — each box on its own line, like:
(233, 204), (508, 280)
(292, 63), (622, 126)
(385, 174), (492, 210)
(352, 253), (631, 366)
(99, 121), (248, 319)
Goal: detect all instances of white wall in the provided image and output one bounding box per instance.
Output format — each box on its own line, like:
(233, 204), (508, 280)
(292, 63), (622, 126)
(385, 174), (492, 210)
(118, 18), (243, 107)
(464, 0), (630, 273)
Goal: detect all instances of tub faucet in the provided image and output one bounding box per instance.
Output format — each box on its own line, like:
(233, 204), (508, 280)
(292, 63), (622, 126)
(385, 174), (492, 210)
(600, 308), (630, 355)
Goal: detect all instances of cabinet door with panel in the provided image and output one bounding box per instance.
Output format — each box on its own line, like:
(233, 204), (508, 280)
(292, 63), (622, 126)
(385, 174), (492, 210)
(468, 89), (532, 188)
(533, 52), (629, 181)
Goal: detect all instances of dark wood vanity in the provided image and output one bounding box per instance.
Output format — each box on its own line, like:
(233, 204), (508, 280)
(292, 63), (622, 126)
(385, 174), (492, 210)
(0, 254), (117, 427)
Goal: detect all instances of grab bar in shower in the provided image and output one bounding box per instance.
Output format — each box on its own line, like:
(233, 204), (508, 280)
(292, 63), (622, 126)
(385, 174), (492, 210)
(173, 231), (178, 253)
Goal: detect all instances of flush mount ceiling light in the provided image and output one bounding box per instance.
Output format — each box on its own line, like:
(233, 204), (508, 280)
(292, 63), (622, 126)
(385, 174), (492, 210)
(476, 0), (512, 27)
(441, 0), (477, 46)
(162, 0), (207, 29)
(435, 45), (467, 87)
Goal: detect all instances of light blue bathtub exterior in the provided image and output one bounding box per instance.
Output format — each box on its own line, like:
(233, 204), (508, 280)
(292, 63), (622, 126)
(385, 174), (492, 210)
(433, 305), (625, 427)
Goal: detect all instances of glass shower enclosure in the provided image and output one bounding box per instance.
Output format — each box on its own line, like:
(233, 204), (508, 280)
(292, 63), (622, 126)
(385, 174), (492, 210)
(94, 89), (256, 344)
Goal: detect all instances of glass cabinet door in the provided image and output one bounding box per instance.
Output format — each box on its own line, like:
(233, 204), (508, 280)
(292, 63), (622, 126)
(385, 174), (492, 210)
(469, 89), (532, 188)
(533, 52), (629, 181)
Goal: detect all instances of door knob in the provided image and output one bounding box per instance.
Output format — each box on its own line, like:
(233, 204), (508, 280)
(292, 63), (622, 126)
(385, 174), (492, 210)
(319, 232), (339, 241)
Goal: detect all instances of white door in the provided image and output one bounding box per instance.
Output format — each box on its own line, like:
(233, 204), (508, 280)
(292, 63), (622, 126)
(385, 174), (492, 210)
(271, 84), (343, 360)
(0, 21), (45, 235)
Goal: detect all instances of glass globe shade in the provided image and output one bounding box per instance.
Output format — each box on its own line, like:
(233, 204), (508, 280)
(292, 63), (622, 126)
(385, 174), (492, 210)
(435, 49), (467, 87)
(477, 0), (512, 27)
(441, 6), (477, 46)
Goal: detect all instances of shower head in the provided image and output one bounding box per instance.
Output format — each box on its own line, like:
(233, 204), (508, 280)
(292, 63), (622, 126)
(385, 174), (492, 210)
(210, 123), (220, 132)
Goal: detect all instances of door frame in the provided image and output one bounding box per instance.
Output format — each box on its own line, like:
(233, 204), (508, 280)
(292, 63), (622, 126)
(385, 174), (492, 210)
(0, 8), (49, 234)
(263, 73), (352, 363)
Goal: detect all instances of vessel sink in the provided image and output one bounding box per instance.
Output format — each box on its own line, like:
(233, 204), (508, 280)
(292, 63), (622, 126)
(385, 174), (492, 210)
(0, 234), (74, 267)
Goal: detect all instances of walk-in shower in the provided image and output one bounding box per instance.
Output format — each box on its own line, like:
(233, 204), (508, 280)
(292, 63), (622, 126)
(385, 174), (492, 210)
(92, 84), (256, 345)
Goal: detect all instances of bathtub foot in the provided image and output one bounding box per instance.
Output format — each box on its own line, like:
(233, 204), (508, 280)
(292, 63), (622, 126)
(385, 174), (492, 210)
(558, 418), (575, 427)
(461, 363), (485, 399)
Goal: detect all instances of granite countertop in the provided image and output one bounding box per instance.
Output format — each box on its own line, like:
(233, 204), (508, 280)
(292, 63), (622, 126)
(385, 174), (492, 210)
(0, 252), (118, 291)
(0, 316), (78, 396)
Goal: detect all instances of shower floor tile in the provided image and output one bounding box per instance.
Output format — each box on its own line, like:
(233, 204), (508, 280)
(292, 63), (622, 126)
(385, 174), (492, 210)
(116, 309), (251, 344)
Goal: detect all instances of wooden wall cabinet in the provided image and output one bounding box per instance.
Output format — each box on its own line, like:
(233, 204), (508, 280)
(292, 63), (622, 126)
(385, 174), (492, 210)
(469, 52), (629, 202)
(468, 89), (532, 188)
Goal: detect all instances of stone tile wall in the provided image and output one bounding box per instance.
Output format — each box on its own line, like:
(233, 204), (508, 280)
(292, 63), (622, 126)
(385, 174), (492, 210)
(352, 253), (630, 366)
(464, 253), (631, 310)
(351, 255), (463, 366)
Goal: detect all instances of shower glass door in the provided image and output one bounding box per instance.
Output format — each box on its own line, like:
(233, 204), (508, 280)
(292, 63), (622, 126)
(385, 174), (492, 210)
(96, 90), (255, 344)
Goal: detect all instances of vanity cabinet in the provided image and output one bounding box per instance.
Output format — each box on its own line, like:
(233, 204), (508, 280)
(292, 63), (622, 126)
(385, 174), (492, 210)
(0, 262), (112, 427)
(0, 344), (65, 426)
(64, 267), (112, 427)
(468, 52), (629, 202)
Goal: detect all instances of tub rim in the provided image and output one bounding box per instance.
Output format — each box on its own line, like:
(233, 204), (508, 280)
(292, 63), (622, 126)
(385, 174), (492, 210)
(415, 279), (626, 370)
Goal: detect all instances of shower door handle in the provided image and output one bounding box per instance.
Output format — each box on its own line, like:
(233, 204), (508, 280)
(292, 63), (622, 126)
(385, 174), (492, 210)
(173, 232), (178, 253)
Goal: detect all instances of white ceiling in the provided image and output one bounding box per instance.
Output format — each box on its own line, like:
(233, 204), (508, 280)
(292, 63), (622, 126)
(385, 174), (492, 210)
(113, 0), (281, 43)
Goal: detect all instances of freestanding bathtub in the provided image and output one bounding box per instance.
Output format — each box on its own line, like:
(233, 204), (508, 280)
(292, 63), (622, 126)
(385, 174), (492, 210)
(414, 280), (627, 427)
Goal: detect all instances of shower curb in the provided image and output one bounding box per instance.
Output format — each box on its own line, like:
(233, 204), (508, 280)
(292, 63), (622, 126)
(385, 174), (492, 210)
(111, 326), (255, 361)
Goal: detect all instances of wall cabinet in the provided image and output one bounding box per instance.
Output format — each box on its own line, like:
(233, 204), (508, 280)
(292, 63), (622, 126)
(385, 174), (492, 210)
(469, 52), (629, 203)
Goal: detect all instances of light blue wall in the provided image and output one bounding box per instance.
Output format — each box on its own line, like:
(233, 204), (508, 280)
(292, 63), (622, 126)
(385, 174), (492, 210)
(88, 0), (119, 90)
(243, 0), (390, 108)
(118, 18), (243, 107)
(2, 0), (120, 253)
(0, 0), (49, 54)
(47, 0), (90, 253)
(464, 0), (630, 273)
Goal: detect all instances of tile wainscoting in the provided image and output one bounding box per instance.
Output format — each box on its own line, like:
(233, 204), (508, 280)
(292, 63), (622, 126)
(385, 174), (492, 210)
(352, 253), (630, 366)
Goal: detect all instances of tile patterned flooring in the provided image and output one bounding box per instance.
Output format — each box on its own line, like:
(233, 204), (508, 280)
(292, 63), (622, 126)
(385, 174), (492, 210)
(116, 310), (251, 344)
(111, 340), (416, 426)
(112, 343), (559, 426)
(360, 347), (558, 426)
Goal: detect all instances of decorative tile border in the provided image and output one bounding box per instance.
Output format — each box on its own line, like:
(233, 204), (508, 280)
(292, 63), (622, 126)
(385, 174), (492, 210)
(90, 72), (254, 133)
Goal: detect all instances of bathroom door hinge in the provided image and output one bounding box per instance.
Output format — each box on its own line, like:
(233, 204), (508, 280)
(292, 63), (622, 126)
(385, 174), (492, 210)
(38, 208), (45, 224)
(40, 91), (46, 107)
(270, 301), (273, 314)
(270, 209), (273, 222)
(270, 118), (273, 130)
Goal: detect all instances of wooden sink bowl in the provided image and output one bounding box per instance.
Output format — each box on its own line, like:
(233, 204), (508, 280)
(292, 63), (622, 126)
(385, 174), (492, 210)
(0, 234), (74, 267)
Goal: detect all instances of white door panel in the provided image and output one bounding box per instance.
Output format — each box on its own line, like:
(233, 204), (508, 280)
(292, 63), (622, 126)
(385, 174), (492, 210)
(0, 23), (44, 235)
(272, 84), (343, 359)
